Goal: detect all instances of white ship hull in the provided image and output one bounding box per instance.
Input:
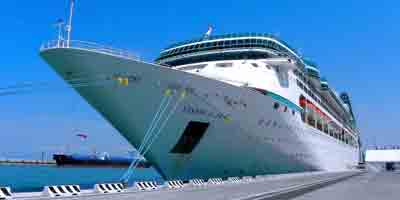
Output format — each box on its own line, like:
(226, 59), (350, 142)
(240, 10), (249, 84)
(41, 47), (358, 180)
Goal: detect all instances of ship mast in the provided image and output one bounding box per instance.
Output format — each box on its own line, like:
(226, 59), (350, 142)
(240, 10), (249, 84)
(66, 0), (76, 47)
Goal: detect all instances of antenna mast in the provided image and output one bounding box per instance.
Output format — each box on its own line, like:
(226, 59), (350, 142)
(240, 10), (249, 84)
(66, 0), (75, 47)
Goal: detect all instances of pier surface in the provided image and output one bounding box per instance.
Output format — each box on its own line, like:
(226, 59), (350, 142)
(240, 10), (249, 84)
(292, 172), (399, 200)
(12, 171), (400, 200)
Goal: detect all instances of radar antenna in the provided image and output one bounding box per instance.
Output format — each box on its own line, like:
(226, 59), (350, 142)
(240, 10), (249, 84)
(204, 25), (213, 39)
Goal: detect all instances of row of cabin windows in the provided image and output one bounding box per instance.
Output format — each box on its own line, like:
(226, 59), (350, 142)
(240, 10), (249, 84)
(164, 33), (298, 51)
(294, 69), (323, 106)
(273, 101), (355, 147)
(294, 69), (352, 129)
(304, 111), (355, 146)
(293, 69), (309, 85)
(161, 51), (276, 66)
(296, 79), (322, 106)
(296, 67), (351, 115)
(300, 104), (356, 147)
(295, 78), (346, 127)
(296, 78), (339, 122)
(178, 62), (272, 71)
(159, 39), (291, 60)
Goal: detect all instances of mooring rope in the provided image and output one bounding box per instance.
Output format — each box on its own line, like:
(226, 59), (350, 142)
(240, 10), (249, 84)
(120, 88), (188, 184)
(0, 73), (124, 97)
(120, 91), (173, 182)
(137, 90), (174, 153)
(141, 90), (186, 157)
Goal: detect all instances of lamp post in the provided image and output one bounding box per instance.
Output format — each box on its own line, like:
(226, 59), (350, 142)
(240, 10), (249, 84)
(55, 19), (64, 47)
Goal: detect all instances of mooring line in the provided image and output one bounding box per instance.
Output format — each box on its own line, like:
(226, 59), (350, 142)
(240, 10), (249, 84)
(141, 91), (186, 158)
(120, 89), (174, 183)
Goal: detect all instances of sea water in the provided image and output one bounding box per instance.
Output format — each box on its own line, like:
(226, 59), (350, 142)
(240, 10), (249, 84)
(0, 165), (161, 192)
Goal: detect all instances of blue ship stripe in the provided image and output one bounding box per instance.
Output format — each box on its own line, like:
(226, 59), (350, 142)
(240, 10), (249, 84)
(266, 91), (303, 112)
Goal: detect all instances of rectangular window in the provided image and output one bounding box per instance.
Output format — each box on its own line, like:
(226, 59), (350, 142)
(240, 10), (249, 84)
(170, 121), (209, 154)
(179, 64), (207, 71)
(216, 63), (233, 68)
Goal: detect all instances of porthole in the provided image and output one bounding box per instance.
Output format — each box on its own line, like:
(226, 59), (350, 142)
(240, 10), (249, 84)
(292, 110), (295, 115)
(273, 102), (280, 110)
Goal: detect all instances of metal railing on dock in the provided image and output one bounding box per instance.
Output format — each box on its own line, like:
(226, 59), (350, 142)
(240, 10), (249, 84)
(40, 40), (139, 61)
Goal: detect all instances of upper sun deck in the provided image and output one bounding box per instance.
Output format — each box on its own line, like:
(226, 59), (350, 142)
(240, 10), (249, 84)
(155, 33), (303, 66)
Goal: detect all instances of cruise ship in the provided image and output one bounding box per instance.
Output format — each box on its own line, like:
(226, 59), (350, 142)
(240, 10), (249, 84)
(40, 31), (361, 180)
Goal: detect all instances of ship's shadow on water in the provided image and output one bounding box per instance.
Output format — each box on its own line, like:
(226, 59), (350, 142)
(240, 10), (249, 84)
(0, 165), (161, 192)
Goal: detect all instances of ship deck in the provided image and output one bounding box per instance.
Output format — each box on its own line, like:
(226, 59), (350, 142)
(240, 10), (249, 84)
(12, 170), (400, 200)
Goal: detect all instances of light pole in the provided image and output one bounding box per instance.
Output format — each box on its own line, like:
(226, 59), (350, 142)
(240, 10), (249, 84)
(55, 19), (64, 47)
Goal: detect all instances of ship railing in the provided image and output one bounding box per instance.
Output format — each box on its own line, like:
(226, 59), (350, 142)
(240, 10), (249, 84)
(156, 46), (284, 64)
(40, 39), (140, 61)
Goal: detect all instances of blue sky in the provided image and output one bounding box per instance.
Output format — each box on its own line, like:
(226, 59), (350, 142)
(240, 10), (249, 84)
(0, 0), (398, 158)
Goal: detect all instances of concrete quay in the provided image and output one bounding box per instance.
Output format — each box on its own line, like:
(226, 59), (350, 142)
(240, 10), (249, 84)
(9, 171), (365, 200)
(292, 171), (400, 200)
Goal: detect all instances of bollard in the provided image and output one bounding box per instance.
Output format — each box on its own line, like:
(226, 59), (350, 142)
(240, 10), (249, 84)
(94, 183), (124, 193)
(0, 187), (12, 199)
(190, 179), (206, 186)
(43, 185), (80, 197)
(135, 181), (158, 191)
(166, 180), (185, 189)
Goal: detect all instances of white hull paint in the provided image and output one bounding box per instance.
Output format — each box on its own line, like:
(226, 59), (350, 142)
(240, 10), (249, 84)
(41, 48), (358, 180)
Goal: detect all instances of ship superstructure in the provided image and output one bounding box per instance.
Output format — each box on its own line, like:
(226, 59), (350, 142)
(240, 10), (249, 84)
(40, 31), (360, 180)
(156, 33), (359, 146)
